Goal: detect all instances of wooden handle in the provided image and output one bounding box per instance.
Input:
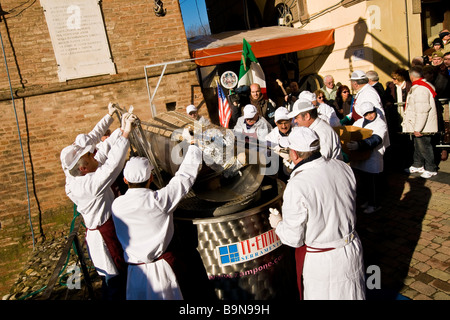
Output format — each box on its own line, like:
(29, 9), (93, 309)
(276, 79), (287, 96)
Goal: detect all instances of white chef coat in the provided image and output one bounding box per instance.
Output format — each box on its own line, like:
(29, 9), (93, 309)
(64, 115), (129, 278)
(265, 127), (288, 145)
(275, 156), (366, 300)
(317, 103), (340, 127)
(351, 114), (390, 174)
(111, 145), (202, 300)
(350, 84), (386, 121)
(63, 114), (114, 180)
(95, 127), (124, 165)
(233, 115), (272, 141)
(309, 118), (343, 160)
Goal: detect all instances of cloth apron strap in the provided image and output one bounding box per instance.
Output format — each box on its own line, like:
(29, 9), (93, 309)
(128, 241), (179, 275)
(294, 245), (335, 300)
(351, 96), (362, 122)
(127, 241), (186, 294)
(89, 217), (127, 275)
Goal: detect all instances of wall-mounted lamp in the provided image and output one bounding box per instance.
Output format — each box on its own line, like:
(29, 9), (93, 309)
(154, 0), (167, 17)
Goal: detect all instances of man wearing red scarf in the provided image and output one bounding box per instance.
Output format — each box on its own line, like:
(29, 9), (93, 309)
(402, 66), (439, 179)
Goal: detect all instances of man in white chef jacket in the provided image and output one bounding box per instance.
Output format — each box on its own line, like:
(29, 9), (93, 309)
(233, 104), (272, 142)
(268, 126), (366, 300)
(264, 107), (292, 183)
(289, 100), (343, 161)
(298, 90), (340, 127)
(347, 101), (390, 214)
(342, 70), (386, 125)
(186, 104), (210, 126)
(111, 143), (203, 300)
(60, 104), (137, 299)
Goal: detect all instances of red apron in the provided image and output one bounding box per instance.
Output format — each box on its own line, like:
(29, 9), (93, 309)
(294, 245), (335, 300)
(89, 217), (127, 275)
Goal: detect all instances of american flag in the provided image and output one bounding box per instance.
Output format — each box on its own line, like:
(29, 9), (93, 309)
(217, 84), (231, 128)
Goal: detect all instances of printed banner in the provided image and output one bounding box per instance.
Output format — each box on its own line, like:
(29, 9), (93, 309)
(217, 229), (282, 267)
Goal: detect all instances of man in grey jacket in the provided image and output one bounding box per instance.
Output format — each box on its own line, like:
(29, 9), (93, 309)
(402, 66), (439, 178)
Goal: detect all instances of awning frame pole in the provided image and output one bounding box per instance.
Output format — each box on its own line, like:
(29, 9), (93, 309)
(148, 63), (167, 117)
(143, 50), (242, 117)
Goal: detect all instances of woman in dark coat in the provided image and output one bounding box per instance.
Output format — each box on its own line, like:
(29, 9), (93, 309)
(333, 85), (353, 120)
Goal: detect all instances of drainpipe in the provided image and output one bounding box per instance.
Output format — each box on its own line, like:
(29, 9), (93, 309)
(405, 0), (411, 67)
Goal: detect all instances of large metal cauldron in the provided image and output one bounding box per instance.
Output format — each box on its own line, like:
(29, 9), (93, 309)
(125, 111), (297, 300)
(175, 179), (298, 300)
(130, 111), (266, 217)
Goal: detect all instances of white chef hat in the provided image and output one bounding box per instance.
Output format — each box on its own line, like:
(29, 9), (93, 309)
(60, 143), (95, 171)
(298, 91), (316, 103)
(61, 132), (98, 171)
(350, 70), (368, 81)
(274, 107), (290, 123)
(186, 105), (197, 114)
(287, 100), (316, 118)
(279, 126), (320, 152)
(243, 104), (258, 119)
(357, 101), (376, 116)
(123, 157), (153, 183)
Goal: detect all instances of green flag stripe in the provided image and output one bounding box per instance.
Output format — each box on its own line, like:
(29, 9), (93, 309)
(239, 39), (258, 79)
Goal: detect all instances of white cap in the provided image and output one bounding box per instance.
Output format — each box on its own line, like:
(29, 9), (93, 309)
(186, 105), (197, 114)
(279, 127), (320, 152)
(274, 107), (290, 123)
(350, 70), (368, 81)
(61, 143), (95, 171)
(298, 91), (316, 103)
(123, 157), (153, 183)
(357, 101), (376, 116)
(287, 100), (316, 118)
(243, 104), (258, 119)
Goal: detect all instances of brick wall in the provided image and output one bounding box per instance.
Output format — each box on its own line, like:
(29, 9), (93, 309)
(0, 0), (207, 294)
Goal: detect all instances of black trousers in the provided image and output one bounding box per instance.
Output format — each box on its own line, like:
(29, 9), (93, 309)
(101, 273), (127, 300)
(353, 168), (382, 207)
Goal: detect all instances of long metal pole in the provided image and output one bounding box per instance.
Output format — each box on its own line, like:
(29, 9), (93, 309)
(144, 50), (243, 117)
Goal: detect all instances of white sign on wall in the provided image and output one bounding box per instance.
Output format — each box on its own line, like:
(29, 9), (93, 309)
(40, 0), (116, 81)
(367, 5), (381, 31)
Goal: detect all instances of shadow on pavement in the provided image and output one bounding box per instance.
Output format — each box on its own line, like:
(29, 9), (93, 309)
(356, 169), (432, 300)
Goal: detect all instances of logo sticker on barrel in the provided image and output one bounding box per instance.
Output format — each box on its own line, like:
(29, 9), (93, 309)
(217, 229), (282, 266)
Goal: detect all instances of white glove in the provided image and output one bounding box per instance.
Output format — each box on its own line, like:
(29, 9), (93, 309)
(236, 152), (246, 166)
(272, 145), (290, 161)
(182, 127), (193, 143)
(346, 141), (359, 151)
(121, 113), (130, 131)
(123, 114), (137, 133)
(269, 208), (280, 215)
(269, 208), (282, 228)
(108, 102), (117, 116)
(283, 158), (295, 170)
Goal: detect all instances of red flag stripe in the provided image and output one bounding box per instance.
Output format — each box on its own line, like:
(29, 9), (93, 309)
(218, 84), (231, 128)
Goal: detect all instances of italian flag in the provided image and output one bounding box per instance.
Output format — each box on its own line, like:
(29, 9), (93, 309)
(238, 39), (267, 98)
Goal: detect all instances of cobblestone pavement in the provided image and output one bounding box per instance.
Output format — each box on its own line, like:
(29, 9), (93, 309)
(2, 229), (103, 301)
(3, 160), (450, 301)
(358, 159), (450, 300)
